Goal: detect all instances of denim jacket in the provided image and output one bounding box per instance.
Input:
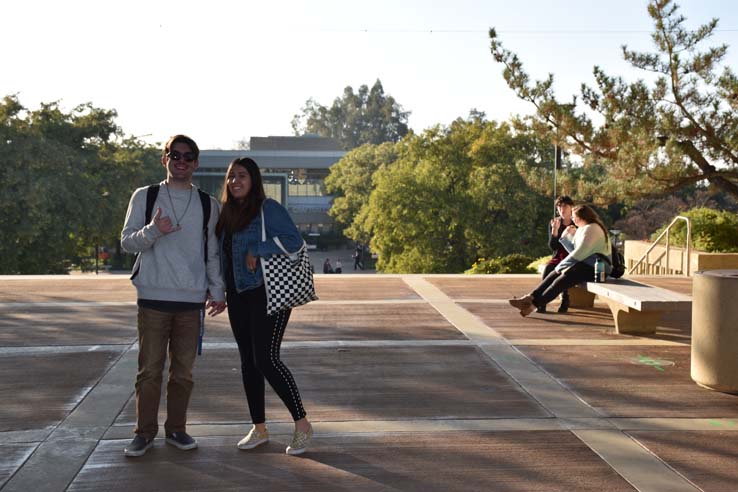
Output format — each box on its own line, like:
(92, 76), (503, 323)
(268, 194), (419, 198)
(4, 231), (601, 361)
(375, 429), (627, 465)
(220, 198), (305, 292)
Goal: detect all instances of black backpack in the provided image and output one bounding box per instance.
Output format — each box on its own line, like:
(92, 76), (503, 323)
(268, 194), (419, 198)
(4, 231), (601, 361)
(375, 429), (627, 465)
(595, 242), (625, 279)
(609, 242), (625, 278)
(131, 184), (212, 279)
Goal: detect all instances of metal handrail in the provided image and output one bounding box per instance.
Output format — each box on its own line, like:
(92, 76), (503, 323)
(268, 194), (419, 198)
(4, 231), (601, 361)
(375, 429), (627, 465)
(628, 216), (691, 276)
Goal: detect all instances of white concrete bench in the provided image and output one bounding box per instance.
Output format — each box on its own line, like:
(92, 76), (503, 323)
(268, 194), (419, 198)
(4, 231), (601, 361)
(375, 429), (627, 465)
(586, 279), (692, 335)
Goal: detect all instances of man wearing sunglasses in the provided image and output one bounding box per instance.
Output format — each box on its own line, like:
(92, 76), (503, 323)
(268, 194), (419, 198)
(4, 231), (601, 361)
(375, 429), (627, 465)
(120, 134), (226, 457)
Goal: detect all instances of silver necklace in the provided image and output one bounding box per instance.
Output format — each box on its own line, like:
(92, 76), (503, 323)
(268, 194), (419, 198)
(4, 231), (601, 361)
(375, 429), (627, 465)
(164, 183), (194, 227)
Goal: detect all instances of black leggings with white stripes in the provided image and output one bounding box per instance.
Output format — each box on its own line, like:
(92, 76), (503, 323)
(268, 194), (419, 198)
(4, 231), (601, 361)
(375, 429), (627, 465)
(226, 284), (306, 424)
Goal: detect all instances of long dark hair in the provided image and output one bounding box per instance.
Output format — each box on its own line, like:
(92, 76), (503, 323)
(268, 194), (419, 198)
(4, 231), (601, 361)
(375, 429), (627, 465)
(572, 205), (609, 241)
(215, 157), (266, 236)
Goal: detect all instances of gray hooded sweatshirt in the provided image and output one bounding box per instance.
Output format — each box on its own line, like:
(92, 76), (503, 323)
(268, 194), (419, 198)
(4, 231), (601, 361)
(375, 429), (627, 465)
(121, 182), (225, 304)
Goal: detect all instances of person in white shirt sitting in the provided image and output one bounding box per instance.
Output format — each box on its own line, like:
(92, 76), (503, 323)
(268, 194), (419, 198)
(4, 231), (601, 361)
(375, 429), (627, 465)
(509, 204), (612, 317)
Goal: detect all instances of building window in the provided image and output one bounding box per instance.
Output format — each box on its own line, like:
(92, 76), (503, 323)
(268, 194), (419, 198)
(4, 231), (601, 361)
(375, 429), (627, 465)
(286, 168), (329, 196)
(193, 172), (226, 196)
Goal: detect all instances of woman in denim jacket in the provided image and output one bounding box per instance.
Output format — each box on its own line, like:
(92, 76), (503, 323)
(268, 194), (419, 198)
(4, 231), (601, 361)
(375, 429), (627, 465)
(216, 157), (313, 455)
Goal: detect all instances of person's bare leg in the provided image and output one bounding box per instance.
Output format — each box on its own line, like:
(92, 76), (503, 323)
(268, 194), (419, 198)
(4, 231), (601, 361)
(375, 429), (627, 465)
(295, 417), (311, 433)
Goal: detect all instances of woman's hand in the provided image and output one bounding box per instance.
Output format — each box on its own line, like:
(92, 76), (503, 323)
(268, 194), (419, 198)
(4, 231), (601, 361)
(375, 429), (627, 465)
(206, 300), (226, 317)
(550, 217), (561, 237)
(246, 252), (258, 272)
(564, 225), (577, 237)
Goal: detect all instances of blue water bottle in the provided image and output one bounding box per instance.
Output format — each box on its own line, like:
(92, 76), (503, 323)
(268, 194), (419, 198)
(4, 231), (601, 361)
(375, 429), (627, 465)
(594, 257), (605, 283)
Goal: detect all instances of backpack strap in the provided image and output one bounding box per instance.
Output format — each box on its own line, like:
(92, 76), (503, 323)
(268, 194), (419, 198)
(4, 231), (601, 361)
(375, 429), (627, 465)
(144, 185), (160, 224)
(197, 189), (211, 264)
(131, 185), (161, 280)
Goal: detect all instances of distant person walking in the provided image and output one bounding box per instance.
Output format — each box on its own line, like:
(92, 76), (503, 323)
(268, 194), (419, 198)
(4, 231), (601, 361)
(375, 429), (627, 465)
(323, 258), (334, 274)
(353, 243), (364, 270)
(216, 157), (313, 455)
(120, 134), (226, 457)
(539, 196), (575, 313)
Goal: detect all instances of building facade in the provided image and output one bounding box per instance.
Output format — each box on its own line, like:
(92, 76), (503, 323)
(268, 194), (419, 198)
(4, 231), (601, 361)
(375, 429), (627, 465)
(194, 136), (345, 233)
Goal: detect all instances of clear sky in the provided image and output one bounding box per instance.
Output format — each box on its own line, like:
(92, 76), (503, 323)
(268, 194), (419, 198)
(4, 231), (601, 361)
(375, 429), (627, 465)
(3, 0), (736, 149)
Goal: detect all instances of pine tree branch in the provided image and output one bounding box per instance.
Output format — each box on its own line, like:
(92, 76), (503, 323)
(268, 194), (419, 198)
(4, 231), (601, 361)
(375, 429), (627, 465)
(652, 3), (738, 167)
(676, 139), (738, 195)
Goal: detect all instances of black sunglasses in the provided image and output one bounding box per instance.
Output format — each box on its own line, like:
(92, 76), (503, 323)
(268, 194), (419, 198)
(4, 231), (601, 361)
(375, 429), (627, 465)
(167, 151), (196, 162)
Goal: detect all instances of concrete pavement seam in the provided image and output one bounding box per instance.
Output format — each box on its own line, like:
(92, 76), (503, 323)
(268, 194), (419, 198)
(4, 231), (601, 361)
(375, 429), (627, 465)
(403, 275), (706, 492)
(574, 429), (702, 492)
(402, 276), (602, 418)
(0, 337), (683, 357)
(2, 345), (137, 492)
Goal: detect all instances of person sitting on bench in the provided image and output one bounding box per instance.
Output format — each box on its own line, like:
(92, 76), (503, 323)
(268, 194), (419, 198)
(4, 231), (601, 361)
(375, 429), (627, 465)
(508, 204), (611, 317)
(538, 195), (576, 313)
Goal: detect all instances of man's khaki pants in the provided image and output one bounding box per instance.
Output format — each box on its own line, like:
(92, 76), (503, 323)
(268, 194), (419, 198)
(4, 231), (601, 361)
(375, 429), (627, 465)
(134, 307), (200, 439)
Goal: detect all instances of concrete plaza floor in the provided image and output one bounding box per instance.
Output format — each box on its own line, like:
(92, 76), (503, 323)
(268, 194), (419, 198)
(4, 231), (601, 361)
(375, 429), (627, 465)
(1, 274), (737, 491)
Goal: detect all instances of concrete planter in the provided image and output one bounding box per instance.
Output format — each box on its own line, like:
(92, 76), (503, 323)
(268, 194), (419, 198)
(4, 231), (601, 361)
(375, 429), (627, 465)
(691, 269), (738, 393)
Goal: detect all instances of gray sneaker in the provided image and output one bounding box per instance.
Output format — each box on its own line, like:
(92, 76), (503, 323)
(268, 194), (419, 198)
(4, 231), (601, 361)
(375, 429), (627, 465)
(165, 431), (198, 450)
(124, 435), (153, 457)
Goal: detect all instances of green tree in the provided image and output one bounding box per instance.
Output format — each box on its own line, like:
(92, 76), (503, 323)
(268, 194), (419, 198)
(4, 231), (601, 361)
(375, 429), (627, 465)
(291, 79), (410, 150)
(489, 0), (738, 204)
(612, 186), (737, 240)
(651, 207), (738, 252)
(355, 115), (550, 273)
(324, 141), (399, 241)
(465, 254), (537, 274)
(0, 95), (161, 274)
(90, 135), (162, 268)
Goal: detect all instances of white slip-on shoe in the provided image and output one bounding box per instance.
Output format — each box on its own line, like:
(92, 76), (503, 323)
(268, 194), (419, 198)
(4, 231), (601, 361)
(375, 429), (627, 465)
(237, 427), (269, 450)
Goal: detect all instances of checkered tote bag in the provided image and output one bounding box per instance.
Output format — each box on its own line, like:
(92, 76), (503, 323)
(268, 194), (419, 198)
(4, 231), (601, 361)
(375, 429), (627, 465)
(259, 206), (318, 316)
